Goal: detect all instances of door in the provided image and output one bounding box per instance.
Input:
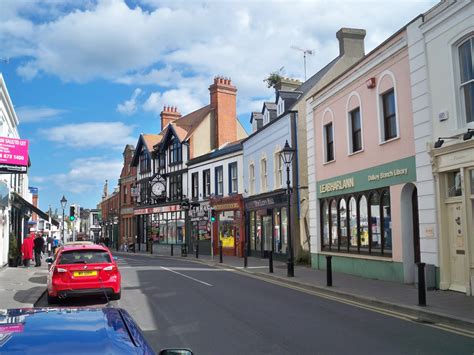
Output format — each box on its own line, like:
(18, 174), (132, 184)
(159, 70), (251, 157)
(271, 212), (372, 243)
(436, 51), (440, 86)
(447, 203), (467, 292)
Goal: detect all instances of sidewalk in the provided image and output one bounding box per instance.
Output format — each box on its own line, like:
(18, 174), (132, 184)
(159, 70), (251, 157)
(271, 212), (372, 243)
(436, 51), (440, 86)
(119, 247), (474, 331)
(0, 261), (48, 309)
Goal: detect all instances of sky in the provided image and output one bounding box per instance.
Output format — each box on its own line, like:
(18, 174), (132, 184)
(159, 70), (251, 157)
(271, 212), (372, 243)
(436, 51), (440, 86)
(0, 0), (438, 212)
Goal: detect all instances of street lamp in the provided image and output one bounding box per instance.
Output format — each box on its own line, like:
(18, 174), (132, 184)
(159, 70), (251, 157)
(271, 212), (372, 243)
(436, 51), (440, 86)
(280, 140), (295, 277)
(60, 195), (67, 244)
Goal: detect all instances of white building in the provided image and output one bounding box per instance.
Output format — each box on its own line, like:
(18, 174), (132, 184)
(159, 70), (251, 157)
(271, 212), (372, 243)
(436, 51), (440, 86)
(407, 1), (474, 295)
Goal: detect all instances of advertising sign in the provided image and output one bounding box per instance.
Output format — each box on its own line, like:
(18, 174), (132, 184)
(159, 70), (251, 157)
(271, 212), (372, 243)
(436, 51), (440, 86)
(0, 137), (29, 174)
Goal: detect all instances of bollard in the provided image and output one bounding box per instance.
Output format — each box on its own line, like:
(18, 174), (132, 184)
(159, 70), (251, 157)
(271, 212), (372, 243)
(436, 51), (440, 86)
(244, 244), (248, 268)
(417, 262), (426, 306)
(269, 251), (274, 273)
(219, 244), (223, 263)
(195, 240), (199, 259)
(171, 244), (174, 256)
(326, 255), (332, 287)
(181, 244), (187, 257)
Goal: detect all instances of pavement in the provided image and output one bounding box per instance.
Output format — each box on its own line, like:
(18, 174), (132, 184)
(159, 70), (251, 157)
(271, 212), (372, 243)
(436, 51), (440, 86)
(0, 259), (48, 309)
(120, 245), (474, 331)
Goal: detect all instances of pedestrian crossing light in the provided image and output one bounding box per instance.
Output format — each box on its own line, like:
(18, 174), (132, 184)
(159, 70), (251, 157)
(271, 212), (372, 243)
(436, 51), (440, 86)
(69, 206), (75, 221)
(210, 208), (216, 223)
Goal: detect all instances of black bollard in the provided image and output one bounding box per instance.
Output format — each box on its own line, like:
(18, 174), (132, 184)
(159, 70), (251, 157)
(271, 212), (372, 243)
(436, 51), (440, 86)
(326, 255), (332, 287)
(269, 251), (274, 273)
(417, 262), (426, 306)
(171, 244), (174, 256)
(219, 243), (223, 263)
(195, 240), (199, 259)
(244, 244), (248, 268)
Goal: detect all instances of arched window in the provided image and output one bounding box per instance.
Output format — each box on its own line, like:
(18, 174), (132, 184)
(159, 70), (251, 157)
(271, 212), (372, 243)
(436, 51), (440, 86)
(339, 198), (348, 250)
(369, 192), (381, 254)
(321, 201), (329, 248)
(381, 191), (392, 254)
(359, 195), (368, 252)
(330, 200), (338, 249)
(348, 196), (358, 251)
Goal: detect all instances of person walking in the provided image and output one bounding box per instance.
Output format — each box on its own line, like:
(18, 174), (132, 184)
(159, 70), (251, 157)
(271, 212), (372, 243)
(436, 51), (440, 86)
(46, 235), (53, 256)
(34, 233), (45, 267)
(21, 233), (34, 267)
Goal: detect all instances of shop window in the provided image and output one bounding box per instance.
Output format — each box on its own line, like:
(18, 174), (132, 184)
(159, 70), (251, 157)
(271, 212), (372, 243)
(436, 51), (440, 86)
(359, 196), (369, 252)
(458, 36), (474, 124)
(348, 197), (358, 251)
(215, 166), (223, 196)
(249, 163), (255, 195)
(191, 172), (199, 199)
(382, 89), (397, 141)
(250, 212), (256, 251)
(322, 201), (329, 248)
(203, 169), (211, 198)
(229, 162), (238, 194)
(339, 199), (348, 250)
(330, 200), (338, 249)
(324, 122), (334, 162)
(349, 107), (362, 153)
(447, 170), (462, 197)
(219, 211), (235, 249)
(382, 191), (392, 254)
(281, 207), (288, 254)
(369, 192), (382, 254)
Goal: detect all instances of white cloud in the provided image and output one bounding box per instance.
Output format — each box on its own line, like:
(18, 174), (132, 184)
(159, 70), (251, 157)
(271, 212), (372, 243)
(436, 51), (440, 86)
(16, 106), (67, 123)
(143, 88), (204, 115)
(117, 88), (142, 115)
(42, 157), (123, 194)
(40, 121), (135, 149)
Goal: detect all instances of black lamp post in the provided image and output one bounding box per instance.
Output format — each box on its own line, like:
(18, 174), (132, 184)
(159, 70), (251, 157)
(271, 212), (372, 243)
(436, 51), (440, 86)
(280, 140), (295, 277)
(60, 195), (67, 244)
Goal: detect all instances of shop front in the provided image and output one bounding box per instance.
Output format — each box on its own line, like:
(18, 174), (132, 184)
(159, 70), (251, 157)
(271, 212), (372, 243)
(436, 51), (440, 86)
(315, 157), (420, 283)
(189, 201), (211, 255)
(211, 195), (244, 257)
(245, 190), (289, 260)
(430, 140), (474, 295)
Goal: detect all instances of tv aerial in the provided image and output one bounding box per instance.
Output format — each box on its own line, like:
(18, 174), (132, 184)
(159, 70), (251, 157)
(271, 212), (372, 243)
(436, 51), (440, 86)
(291, 46), (314, 81)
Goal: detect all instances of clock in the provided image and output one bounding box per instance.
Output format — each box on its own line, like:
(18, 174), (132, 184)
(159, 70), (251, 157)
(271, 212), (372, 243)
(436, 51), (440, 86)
(151, 181), (165, 197)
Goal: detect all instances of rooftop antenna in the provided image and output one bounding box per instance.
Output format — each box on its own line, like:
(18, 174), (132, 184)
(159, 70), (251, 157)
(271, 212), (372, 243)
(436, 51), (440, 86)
(291, 46), (314, 81)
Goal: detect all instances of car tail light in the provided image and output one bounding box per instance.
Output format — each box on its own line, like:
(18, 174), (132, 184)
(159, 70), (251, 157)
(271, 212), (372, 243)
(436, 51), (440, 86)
(55, 267), (67, 274)
(103, 265), (114, 271)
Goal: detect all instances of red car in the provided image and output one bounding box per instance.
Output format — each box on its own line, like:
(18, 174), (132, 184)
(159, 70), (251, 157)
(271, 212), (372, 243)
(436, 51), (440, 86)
(47, 244), (121, 304)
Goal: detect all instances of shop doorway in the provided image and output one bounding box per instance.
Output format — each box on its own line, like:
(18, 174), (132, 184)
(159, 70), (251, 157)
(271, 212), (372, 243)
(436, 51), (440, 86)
(447, 203), (467, 292)
(262, 215), (272, 257)
(401, 183), (420, 283)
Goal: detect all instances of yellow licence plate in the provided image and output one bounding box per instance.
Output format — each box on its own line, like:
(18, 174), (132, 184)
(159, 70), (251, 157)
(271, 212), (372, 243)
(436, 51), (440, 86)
(73, 271), (97, 277)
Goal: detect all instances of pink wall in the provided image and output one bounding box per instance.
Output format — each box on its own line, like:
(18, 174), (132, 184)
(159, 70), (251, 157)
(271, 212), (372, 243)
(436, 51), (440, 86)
(313, 33), (415, 181)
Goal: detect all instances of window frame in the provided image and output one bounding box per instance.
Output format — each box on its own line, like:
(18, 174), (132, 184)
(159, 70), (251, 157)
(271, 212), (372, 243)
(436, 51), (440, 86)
(215, 166), (224, 196)
(229, 162), (238, 194)
(324, 122), (334, 163)
(261, 158), (267, 192)
(249, 163), (255, 195)
(457, 35), (474, 125)
(382, 89), (397, 141)
(203, 169), (211, 198)
(191, 172), (199, 199)
(349, 107), (363, 153)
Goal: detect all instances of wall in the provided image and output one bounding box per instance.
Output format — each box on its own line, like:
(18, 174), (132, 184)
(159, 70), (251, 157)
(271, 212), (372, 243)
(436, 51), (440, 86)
(191, 114), (212, 159)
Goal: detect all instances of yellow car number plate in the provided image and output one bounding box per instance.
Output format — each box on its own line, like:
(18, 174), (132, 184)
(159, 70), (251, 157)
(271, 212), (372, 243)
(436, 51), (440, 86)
(73, 271), (97, 277)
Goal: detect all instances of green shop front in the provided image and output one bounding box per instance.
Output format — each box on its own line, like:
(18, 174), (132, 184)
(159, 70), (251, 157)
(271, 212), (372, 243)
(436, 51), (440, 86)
(314, 156), (422, 284)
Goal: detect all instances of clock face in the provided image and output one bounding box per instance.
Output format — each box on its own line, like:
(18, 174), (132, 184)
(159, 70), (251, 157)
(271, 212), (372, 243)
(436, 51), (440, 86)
(151, 181), (165, 197)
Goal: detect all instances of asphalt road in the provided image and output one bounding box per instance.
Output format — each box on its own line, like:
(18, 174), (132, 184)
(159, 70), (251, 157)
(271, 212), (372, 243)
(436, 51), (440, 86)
(38, 253), (474, 355)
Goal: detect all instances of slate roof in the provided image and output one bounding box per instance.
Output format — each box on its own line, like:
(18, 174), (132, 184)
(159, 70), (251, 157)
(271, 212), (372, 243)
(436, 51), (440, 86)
(187, 139), (244, 166)
(250, 112), (263, 123)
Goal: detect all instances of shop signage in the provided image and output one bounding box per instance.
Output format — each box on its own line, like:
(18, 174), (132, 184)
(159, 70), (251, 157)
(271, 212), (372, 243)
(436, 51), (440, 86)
(0, 137), (29, 174)
(317, 156), (416, 198)
(245, 192), (287, 209)
(134, 204), (181, 215)
(213, 202), (240, 211)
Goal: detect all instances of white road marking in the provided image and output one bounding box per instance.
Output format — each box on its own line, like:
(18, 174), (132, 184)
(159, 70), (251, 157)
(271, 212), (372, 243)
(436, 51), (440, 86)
(119, 266), (234, 271)
(160, 266), (213, 286)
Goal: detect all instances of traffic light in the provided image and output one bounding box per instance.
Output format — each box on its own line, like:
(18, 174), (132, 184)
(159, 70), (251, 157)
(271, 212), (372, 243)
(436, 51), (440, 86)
(69, 206), (75, 221)
(210, 208), (216, 223)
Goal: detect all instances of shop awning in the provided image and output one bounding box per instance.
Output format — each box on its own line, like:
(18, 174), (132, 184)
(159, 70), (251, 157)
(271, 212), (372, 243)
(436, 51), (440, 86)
(11, 192), (60, 227)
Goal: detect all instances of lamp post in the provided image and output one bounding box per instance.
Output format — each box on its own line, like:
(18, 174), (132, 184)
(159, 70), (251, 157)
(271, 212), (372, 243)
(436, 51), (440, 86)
(280, 140), (295, 277)
(60, 195), (67, 244)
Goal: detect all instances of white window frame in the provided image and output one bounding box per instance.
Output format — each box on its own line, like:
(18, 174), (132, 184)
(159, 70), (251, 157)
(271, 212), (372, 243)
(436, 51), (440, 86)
(345, 91), (364, 155)
(249, 163), (255, 195)
(376, 70), (400, 144)
(261, 158), (267, 193)
(274, 148), (283, 188)
(321, 108), (335, 164)
(454, 34), (474, 127)
(230, 163), (238, 194)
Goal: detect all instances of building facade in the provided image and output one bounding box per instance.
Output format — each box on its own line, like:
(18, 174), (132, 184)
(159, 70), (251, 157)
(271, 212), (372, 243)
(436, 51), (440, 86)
(407, 1), (474, 294)
(307, 27), (419, 283)
(119, 144), (137, 248)
(100, 183), (120, 249)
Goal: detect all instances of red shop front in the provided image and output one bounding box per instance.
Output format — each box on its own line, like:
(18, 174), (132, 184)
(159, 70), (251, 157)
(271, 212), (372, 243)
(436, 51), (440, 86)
(211, 195), (245, 257)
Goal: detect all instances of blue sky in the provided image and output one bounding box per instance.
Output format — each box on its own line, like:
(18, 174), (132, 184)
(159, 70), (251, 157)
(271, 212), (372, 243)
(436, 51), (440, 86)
(0, 0), (437, 212)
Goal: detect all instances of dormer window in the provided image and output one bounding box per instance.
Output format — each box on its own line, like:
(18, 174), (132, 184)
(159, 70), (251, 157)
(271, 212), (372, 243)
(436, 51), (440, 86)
(263, 110), (270, 125)
(139, 152), (151, 173)
(277, 100), (284, 116)
(169, 138), (182, 164)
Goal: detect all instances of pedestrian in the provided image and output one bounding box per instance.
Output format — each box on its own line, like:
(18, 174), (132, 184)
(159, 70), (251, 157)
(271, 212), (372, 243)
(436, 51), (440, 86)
(21, 233), (34, 267)
(52, 236), (59, 256)
(34, 233), (45, 267)
(46, 235), (53, 256)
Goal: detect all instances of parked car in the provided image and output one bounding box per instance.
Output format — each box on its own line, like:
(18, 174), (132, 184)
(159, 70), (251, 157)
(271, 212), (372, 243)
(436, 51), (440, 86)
(0, 307), (193, 355)
(46, 244), (121, 304)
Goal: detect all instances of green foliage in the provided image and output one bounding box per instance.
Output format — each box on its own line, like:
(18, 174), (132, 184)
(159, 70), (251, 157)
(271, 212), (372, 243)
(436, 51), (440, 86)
(8, 233), (20, 258)
(263, 72), (282, 88)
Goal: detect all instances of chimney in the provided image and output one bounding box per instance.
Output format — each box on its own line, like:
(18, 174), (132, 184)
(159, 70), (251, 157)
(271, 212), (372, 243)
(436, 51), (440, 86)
(274, 77), (302, 92)
(209, 76), (237, 147)
(336, 28), (366, 58)
(103, 179), (108, 200)
(160, 106), (181, 129)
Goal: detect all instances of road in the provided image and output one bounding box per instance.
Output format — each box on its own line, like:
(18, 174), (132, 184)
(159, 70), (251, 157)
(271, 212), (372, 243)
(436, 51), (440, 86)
(37, 253), (474, 354)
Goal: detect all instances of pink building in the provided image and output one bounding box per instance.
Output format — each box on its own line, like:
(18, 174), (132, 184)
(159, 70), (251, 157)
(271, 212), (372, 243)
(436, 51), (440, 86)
(307, 27), (422, 284)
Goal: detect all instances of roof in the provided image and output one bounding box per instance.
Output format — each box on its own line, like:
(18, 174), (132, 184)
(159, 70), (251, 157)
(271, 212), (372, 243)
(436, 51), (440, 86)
(250, 112), (263, 124)
(263, 102), (277, 112)
(60, 243), (109, 252)
(172, 105), (213, 141)
(142, 134), (162, 152)
(277, 90), (303, 101)
(187, 139), (243, 166)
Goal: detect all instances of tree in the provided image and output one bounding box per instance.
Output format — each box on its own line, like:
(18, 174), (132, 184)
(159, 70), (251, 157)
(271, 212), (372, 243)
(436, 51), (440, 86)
(263, 72), (282, 88)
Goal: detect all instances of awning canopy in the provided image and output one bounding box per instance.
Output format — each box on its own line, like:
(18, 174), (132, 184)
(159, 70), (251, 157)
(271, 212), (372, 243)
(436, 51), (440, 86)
(11, 192), (60, 227)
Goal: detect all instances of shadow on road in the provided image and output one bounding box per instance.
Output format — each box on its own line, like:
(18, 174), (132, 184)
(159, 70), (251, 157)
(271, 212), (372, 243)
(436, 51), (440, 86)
(13, 286), (46, 305)
(28, 275), (47, 284)
(35, 291), (115, 308)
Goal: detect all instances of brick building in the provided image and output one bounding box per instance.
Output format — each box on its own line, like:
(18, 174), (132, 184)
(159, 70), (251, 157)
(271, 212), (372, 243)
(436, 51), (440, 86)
(118, 144), (137, 248)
